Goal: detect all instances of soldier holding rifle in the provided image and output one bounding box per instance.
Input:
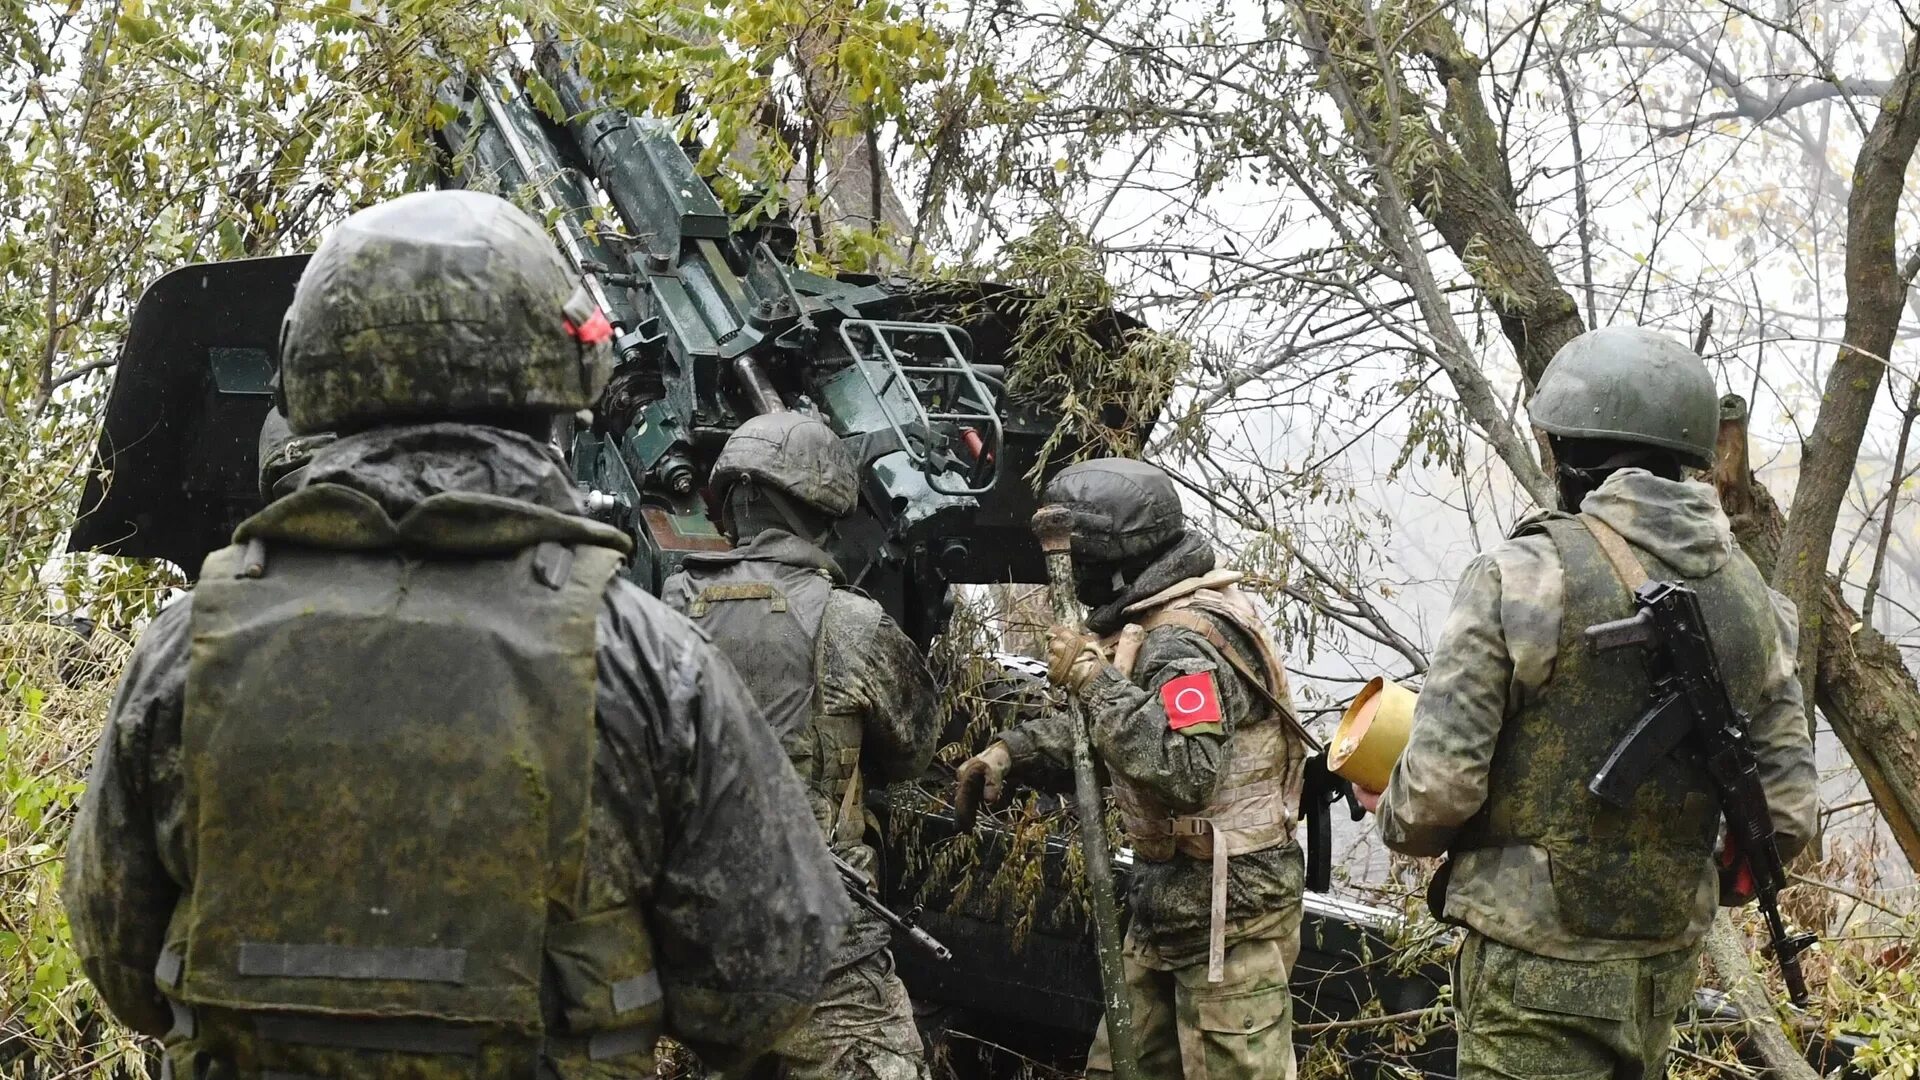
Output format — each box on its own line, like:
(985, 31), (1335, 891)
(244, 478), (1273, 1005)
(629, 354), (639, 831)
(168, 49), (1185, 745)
(1356, 326), (1818, 1079)
(663, 413), (942, 1080)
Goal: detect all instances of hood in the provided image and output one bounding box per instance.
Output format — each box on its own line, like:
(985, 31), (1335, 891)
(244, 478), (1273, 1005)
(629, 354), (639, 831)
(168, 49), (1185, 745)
(1579, 469), (1735, 579)
(302, 422), (583, 520)
(1086, 531), (1216, 635)
(681, 528), (845, 582)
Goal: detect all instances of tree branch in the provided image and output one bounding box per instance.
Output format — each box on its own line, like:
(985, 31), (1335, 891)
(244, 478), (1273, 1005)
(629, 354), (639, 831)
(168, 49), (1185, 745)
(1774, 25), (1920, 723)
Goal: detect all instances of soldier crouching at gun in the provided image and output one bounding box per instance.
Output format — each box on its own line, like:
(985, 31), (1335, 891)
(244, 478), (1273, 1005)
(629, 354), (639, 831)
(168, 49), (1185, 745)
(954, 459), (1315, 1080)
(1354, 326), (1818, 1080)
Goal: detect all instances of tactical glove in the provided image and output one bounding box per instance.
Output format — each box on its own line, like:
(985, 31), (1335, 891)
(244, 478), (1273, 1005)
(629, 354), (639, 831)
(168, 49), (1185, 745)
(953, 742), (1013, 832)
(1045, 624), (1107, 693)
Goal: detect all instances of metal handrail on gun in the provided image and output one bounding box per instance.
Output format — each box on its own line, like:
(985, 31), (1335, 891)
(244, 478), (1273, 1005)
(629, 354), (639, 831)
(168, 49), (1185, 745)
(839, 319), (1004, 496)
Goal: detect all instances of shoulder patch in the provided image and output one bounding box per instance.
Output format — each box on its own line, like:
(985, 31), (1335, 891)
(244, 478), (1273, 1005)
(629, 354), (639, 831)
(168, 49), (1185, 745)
(1160, 671), (1223, 730)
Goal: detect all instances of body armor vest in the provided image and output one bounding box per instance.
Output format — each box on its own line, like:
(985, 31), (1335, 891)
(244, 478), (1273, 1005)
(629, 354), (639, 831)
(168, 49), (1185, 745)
(1105, 570), (1309, 980)
(1455, 515), (1776, 941)
(662, 544), (863, 845)
(168, 483), (659, 1078)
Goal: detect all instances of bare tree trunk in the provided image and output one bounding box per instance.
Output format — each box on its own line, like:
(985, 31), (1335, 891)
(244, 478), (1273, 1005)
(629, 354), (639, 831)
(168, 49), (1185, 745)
(1773, 30), (1920, 713)
(1702, 913), (1821, 1080)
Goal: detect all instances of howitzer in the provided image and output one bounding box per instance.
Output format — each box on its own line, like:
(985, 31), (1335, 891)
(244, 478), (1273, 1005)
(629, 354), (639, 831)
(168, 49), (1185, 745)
(833, 852), (952, 962)
(1585, 579), (1816, 1007)
(71, 49), (1153, 649)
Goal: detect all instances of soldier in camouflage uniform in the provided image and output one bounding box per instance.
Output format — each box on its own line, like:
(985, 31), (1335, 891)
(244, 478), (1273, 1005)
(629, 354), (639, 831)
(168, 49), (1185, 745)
(1363, 326), (1818, 1079)
(661, 413), (941, 1080)
(954, 459), (1311, 1080)
(64, 189), (848, 1080)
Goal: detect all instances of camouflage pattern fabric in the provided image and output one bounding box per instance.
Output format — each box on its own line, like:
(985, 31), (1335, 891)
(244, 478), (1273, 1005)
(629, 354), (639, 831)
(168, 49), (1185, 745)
(662, 526), (938, 1077)
(708, 413), (860, 517)
(769, 948), (928, 1080)
(255, 408), (332, 502)
(998, 539), (1304, 1079)
(663, 530), (941, 969)
(1455, 932), (1701, 1080)
(999, 601), (1306, 968)
(278, 190), (612, 434)
(63, 423), (848, 1074)
(1449, 513), (1771, 941)
(1084, 919), (1301, 1080)
(1377, 469), (1816, 961)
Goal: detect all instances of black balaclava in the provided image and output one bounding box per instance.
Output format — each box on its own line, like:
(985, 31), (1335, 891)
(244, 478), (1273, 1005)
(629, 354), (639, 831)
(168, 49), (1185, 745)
(1551, 435), (1684, 512)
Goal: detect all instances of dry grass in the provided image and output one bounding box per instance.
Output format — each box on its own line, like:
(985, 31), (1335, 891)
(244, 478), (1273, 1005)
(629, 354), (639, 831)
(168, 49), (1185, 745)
(1, 621), (150, 1079)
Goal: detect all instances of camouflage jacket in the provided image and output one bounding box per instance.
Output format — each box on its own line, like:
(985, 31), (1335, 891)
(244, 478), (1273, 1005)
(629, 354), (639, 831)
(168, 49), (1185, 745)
(664, 530), (941, 967)
(1001, 571), (1303, 968)
(1377, 469), (1817, 960)
(63, 423), (849, 1069)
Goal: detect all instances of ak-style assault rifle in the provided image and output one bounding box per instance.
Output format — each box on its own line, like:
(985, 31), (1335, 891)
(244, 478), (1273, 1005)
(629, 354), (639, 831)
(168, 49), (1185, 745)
(1586, 579), (1815, 1007)
(833, 852), (952, 962)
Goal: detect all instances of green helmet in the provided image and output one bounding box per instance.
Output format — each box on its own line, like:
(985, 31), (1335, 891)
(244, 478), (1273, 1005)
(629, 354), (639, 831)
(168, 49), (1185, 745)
(710, 413), (859, 517)
(1042, 458), (1186, 564)
(279, 189), (613, 435)
(257, 408), (335, 502)
(1528, 326), (1718, 467)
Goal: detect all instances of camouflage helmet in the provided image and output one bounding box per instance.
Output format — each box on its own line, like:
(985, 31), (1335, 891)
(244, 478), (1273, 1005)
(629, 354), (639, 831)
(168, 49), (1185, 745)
(279, 189), (613, 434)
(1528, 326), (1718, 467)
(1042, 458), (1186, 564)
(257, 408), (335, 502)
(710, 412), (859, 517)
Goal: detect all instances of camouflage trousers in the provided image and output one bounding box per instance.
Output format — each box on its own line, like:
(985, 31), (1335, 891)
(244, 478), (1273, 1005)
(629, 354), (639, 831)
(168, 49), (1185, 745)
(1085, 923), (1299, 1080)
(1456, 932), (1702, 1080)
(773, 948), (927, 1080)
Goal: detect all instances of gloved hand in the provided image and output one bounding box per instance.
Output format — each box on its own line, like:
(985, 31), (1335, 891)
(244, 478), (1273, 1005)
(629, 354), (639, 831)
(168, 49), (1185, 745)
(1046, 623), (1107, 693)
(953, 742), (1013, 832)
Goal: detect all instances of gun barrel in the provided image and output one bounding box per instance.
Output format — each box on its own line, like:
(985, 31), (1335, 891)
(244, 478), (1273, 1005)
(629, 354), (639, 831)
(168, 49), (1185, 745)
(907, 926), (953, 962)
(832, 854), (952, 962)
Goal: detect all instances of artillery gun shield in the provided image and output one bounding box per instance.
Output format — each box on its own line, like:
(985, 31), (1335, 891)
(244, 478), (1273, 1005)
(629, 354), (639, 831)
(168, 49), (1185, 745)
(70, 254), (308, 577)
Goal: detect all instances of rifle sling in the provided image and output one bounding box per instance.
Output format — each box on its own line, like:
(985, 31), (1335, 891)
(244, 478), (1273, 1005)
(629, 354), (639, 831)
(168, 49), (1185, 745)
(1579, 514), (1651, 593)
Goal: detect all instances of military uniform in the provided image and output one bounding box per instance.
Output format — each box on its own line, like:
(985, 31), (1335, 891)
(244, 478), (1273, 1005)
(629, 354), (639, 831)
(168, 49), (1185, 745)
(662, 415), (941, 1080)
(972, 460), (1310, 1080)
(1376, 327), (1818, 1080)
(64, 192), (848, 1079)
